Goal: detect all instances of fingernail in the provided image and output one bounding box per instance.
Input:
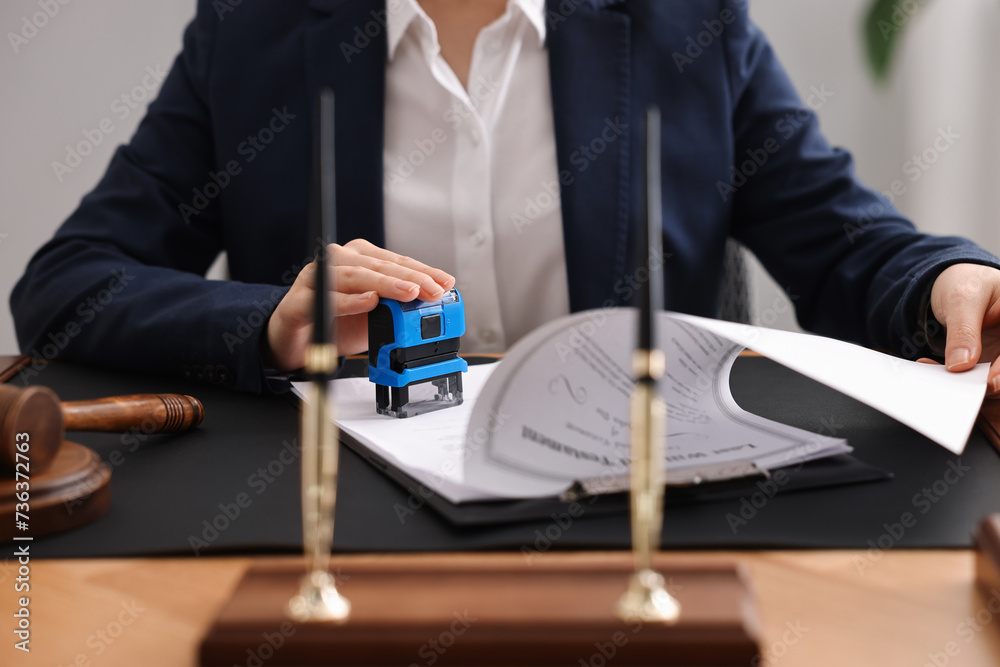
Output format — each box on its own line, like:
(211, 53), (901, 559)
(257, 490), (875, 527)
(946, 348), (972, 370)
(395, 280), (418, 292)
(991, 376), (1000, 394)
(358, 291), (376, 300)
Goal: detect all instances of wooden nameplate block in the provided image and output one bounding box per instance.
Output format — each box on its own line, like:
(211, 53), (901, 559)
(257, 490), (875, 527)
(974, 515), (1000, 591)
(978, 400), (1000, 456)
(200, 554), (760, 666)
(0, 441), (111, 542)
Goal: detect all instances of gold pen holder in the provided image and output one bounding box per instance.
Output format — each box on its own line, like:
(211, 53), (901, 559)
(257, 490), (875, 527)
(286, 344), (350, 623)
(200, 351), (761, 666)
(616, 353), (681, 624)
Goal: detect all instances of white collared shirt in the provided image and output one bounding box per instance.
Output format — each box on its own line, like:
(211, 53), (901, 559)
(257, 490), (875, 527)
(382, 0), (570, 353)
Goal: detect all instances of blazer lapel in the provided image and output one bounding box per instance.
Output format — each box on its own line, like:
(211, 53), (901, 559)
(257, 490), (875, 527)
(305, 0), (387, 247)
(546, 0), (632, 312)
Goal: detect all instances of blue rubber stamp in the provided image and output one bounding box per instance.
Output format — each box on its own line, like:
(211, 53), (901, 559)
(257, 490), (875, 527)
(367, 288), (468, 418)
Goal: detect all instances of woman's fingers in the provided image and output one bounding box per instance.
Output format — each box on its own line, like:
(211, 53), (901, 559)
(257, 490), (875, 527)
(295, 257), (446, 303)
(334, 290), (379, 317)
(334, 241), (454, 300)
(279, 284), (381, 324)
(334, 265), (422, 301)
(340, 239), (455, 286)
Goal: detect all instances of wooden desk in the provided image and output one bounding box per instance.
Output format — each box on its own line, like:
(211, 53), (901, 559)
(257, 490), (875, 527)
(5, 354), (1000, 665)
(4, 551), (1000, 667)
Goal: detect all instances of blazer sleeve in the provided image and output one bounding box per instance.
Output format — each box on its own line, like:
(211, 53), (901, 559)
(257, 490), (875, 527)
(9, 0), (289, 393)
(720, 0), (1000, 358)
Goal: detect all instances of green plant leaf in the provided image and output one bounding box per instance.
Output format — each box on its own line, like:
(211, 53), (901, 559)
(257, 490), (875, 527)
(864, 0), (931, 80)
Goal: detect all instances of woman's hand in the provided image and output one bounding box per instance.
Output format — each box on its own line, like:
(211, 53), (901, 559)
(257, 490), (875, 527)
(262, 239), (455, 371)
(929, 263), (1000, 397)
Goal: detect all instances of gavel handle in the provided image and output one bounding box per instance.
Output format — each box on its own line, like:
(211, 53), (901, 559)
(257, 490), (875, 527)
(61, 394), (205, 433)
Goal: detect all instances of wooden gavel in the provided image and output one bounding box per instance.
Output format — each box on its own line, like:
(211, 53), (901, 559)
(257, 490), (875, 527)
(0, 385), (203, 474)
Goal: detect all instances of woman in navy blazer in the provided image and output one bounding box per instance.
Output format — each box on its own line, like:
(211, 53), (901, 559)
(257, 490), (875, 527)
(11, 0), (1000, 393)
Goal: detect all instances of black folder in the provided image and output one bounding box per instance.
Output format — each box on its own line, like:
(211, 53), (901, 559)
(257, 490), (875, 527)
(334, 356), (889, 525)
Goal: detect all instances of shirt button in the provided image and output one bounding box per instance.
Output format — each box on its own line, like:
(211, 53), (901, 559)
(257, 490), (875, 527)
(480, 328), (497, 344)
(470, 229), (488, 247)
(469, 128), (482, 146)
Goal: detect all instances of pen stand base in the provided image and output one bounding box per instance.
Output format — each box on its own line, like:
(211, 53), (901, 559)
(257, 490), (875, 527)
(199, 553), (760, 666)
(0, 440), (111, 542)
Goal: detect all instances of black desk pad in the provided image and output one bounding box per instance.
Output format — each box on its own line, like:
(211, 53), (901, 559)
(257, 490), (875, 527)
(18, 357), (1000, 557)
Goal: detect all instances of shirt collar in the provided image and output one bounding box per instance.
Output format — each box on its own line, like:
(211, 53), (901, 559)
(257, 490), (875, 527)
(387, 0), (547, 62)
(386, 0), (421, 62)
(513, 0), (547, 45)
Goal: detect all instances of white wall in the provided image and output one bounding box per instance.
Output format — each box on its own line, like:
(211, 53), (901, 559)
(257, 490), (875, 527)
(0, 0), (197, 353)
(0, 0), (991, 352)
(898, 0), (1000, 252)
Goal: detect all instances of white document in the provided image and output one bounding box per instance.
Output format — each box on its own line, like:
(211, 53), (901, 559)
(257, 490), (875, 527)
(300, 365), (504, 503)
(289, 308), (994, 503)
(460, 310), (850, 498)
(668, 312), (989, 455)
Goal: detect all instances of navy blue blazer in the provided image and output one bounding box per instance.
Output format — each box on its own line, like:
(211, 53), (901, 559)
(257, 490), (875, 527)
(11, 0), (999, 392)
